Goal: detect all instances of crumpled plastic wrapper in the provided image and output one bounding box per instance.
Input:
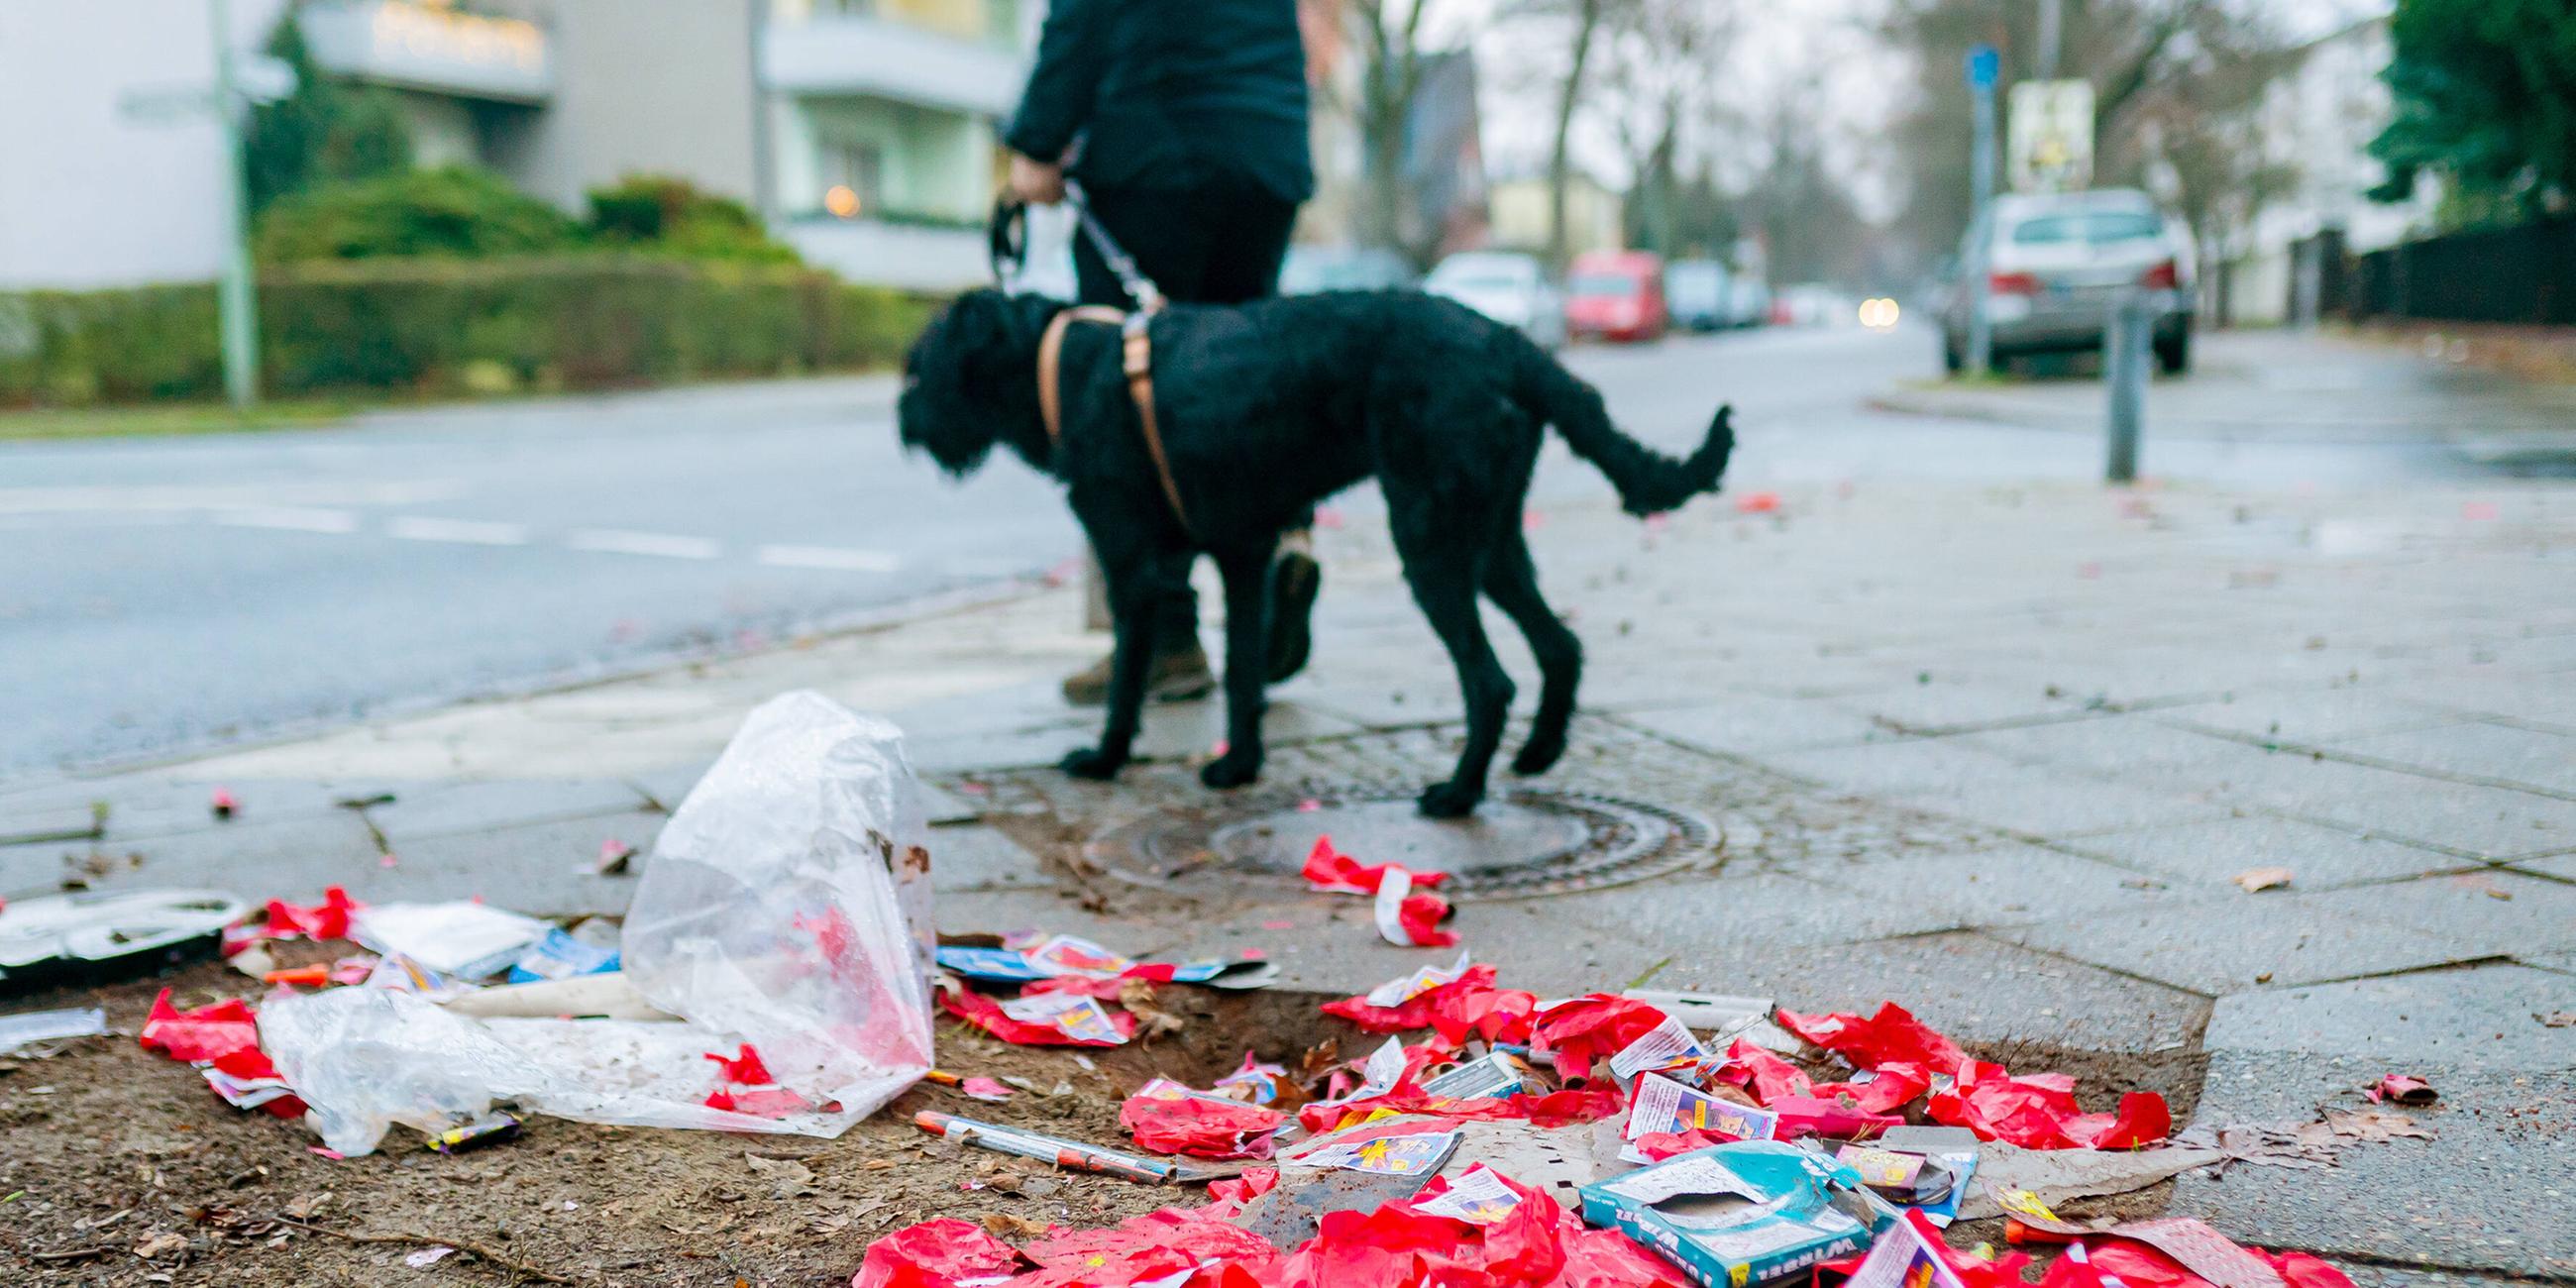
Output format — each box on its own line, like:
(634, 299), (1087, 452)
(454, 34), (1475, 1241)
(260, 691), (936, 1155)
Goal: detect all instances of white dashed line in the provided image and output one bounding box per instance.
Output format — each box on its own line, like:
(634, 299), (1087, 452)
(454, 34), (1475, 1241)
(212, 506), (360, 534)
(385, 516), (529, 546)
(565, 529), (722, 560)
(755, 544), (904, 573)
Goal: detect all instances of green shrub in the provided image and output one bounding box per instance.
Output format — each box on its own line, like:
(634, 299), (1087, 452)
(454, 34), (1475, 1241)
(255, 166), (583, 262)
(0, 260), (931, 407)
(587, 174), (802, 264)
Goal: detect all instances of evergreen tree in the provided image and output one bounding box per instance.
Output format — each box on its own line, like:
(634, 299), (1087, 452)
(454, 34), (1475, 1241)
(244, 7), (413, 212)
(2371, 0), (2576, 214)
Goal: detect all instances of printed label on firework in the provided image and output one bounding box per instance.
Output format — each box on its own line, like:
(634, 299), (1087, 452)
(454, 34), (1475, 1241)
(1419, 1051), (1525, 1102)
(1362, 949), (1472, 1008)
(1023, 934), (1137, 979)
(1621, 1073), (1777, 1161)
(1836, 1146), (1927, 1189)
(1610, 1014), (1710, 1081)
(998, 991), (1129, 1044)
(1843, 1215), (1968, 1288)
(1414, 1164), (1524, 1225)
(1303, 1128), (1460, 1176)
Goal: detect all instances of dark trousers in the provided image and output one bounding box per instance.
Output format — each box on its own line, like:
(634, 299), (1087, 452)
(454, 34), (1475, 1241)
(1073, 175), (1298, 643)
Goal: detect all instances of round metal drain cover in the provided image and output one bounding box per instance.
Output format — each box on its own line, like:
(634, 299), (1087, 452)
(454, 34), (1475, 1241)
(1093, 789), (1716, 899)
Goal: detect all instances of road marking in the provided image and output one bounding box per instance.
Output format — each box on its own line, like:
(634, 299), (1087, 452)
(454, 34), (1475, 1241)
(566, 529), (722, 561)
(755, 544), (903, 573)
(385, 516), (529, 546)
(213, 506), (360, 534)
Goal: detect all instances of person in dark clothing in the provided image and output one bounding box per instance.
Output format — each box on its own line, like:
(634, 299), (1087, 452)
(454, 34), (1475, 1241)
(1004, 0), (1323, 705)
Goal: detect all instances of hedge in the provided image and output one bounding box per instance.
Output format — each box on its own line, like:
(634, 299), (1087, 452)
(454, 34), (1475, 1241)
(0, 258), (934, 407)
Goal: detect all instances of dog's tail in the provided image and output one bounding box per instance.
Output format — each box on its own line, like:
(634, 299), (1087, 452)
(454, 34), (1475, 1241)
(1522, 350), (1733, 516)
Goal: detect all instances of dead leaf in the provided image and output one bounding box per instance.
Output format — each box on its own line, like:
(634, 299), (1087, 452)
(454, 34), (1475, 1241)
(981, 1213), (1054, 1241)
(2323, 1109), (2434, 1142)
(743, 1154), (816, 1199)
(133, 1232), (188, 1259)
(2541, 1011), (2575, 1028)
(1118, 979), (1186, 1040)
(2230, 866), (2294, 893)
(280, 1193), (330, 1222)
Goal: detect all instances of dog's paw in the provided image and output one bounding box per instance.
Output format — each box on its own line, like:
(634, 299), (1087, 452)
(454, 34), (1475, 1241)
(1059, 746), (1127, 781)
(1199, 751), (1263, 791)
(1416, 780), (1484, 818)
(1510, 735), (1566, 776)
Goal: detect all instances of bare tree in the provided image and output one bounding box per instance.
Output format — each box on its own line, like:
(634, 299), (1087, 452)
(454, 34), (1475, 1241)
(1596, 0), (1739, 258)
(1327, 0), (1446, 255)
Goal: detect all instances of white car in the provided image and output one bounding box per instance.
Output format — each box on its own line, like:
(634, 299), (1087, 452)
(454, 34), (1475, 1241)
(1424, 252), (1565, 350)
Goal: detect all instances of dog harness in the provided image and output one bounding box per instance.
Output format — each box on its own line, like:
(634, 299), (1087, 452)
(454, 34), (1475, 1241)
(1035, 305), (1192, 536)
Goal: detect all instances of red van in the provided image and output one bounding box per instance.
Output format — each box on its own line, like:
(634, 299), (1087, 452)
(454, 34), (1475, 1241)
(1564, 251), (1668, 343)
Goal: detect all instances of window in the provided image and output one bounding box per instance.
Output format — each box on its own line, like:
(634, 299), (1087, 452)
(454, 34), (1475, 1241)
(2011, 211), (2163, 246)
(822, 142), (884, 219)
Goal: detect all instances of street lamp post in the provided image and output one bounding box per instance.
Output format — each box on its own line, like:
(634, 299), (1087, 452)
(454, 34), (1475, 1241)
(209, 0), (261, 412)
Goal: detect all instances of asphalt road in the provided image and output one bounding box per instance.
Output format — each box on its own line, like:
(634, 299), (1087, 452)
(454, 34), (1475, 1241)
(0, 320), (2484, 777)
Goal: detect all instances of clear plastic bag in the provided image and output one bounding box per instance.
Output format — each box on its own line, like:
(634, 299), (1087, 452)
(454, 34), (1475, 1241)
(258, 692), (937, 1154)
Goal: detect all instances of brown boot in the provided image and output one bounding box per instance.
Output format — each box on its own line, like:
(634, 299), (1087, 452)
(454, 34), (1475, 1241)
(1061, 640), (1216, 706)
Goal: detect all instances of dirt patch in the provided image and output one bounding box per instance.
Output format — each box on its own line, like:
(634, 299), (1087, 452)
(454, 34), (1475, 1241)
(0, 962), (1359, 1287)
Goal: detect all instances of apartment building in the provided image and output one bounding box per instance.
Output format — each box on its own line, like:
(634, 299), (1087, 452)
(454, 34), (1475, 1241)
(0, 0), (1026, 291)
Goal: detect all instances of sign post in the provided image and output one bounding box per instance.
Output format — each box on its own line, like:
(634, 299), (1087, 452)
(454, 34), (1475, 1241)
(209, 0), (261, 412)
(1964, 44), (1999, 376)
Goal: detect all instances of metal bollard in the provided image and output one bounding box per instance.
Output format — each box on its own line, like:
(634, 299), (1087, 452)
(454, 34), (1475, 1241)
(2104, 290), (2150, 483)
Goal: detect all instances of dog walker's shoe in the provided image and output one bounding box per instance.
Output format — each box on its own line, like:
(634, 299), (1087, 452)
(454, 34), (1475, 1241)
(1060, 643), (1216, 706)
(1264, 540), (1322, 684)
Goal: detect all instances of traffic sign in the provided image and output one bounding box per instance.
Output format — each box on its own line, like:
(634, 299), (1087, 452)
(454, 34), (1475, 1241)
(2009, 78), (2094, 192)
(1966, 44), (1999, 89)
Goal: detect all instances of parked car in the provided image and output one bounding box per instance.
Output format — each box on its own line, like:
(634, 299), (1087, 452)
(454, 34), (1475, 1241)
(1278, 246), (1415, 295)
(1775, 282), (1858, 327)
(1940, 187), (2196, 375)
(1665, 260), (1733, 332)
(1725, 274), (1771, 329)
(1423, 251), (1566, 349)
(1564, 251), (1667, 343)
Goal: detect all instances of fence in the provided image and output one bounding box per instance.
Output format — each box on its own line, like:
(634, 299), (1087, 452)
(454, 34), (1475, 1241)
(2343, 217), (2576, 327)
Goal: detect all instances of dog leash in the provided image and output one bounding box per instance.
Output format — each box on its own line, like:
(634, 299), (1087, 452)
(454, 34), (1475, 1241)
(999, 184), (1190, 537)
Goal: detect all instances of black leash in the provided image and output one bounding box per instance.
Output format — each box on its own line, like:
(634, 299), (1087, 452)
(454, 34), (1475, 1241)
(986, 182), (1165, 314)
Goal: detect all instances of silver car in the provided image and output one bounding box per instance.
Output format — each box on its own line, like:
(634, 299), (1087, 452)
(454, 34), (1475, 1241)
(1941, 188), (2195, 375)
(1424, 251), (1566, 350)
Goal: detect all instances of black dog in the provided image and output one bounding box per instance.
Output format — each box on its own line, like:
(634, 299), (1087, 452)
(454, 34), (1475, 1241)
(900, 288), (1733, 816)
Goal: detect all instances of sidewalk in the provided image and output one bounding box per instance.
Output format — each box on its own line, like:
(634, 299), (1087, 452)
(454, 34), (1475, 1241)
(1871, 328), (2576, 468)
(7, 472), (2574, 1280)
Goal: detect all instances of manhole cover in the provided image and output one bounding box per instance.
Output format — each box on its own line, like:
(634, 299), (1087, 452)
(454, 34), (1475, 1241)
(1091, 788), (1716, 899)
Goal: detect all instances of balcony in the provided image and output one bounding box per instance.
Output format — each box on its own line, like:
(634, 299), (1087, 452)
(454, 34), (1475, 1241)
(761, 12), (1023, 118)
(298, 0), (554, 104)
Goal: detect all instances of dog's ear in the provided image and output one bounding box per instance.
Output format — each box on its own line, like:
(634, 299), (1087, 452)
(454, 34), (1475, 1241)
(899, 288), (1029, 477)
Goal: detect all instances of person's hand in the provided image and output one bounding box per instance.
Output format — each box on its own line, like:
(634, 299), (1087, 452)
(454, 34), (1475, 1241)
(1010, 155), (1066, 205)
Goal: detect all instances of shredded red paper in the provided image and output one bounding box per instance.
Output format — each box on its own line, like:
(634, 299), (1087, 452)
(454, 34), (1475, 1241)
(705, 1043), (774, 1085)
(1120, 1084), (1286, 1159)
(1776, 1003), (2171, 1149)
(941, 987), (1138, 1047)
(1394, 892), (1458, 948)
(1528, 994), (1668, 1084)
(850, 1217), (1021, 1288)
(1302, 835), (1448, 895)
(138, 989), (263, 1064)
(262, 886), (359, 941)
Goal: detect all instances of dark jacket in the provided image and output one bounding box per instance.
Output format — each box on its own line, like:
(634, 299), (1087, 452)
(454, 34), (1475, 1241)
(1004, 0), (1313, 204)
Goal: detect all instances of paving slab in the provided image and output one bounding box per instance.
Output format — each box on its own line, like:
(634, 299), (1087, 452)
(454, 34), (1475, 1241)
(1757, 738), (2042, 799)
(2157, 754), (2576, 860)
(2062, 815), (2476, 890)
(1612, 696), (1892, 756)
(368, 808), (669, 918)
(2153, 691), (2470, 744)
(926, 823), (1052, 892)
(2329, 1264), (2561, 1288)
(2331, 721), (2576, 797)
(905, 697), (1365, 775)
(361, 778), (654, 847)
(1, 809), (382, 905)
(2306, 870), (2576, 959)
(1634, 930), (2209, 1054)
(2507, 851), (2576, 881)
(2171, 1050), (2575, 1278)
(1552, 871), (1970, 955)
(1949, 713), (2260, 777)
(2202, 964), (2576, 1067)
(1819, 842), (2181, 924)
(1885, 769), (2226, 839)
(1996, 895), (2487, 995)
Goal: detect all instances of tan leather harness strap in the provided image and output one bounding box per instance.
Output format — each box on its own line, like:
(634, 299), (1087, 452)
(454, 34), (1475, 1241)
(1036, 305), (1192, 536)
